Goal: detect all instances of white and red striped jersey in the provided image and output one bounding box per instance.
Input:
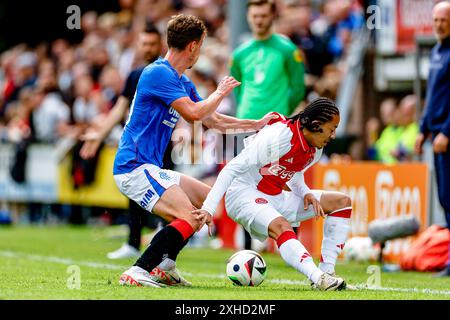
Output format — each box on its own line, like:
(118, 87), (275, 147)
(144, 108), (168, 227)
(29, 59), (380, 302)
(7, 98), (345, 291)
(202, 113), (322, 215)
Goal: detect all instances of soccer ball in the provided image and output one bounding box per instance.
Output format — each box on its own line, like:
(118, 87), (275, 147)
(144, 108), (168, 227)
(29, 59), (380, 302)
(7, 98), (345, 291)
(343, 236), (379, 262)
(226, 250), (267, 286)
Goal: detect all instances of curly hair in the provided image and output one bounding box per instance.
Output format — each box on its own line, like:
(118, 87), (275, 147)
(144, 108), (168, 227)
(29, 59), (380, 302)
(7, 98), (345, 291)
(288, 97), (339, 132)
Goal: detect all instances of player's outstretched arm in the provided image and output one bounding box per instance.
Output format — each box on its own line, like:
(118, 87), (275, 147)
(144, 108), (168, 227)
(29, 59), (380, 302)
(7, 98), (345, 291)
(79, 96), (130, 159)
(202, 112), (278, 133)
(171, 76), (240, 123)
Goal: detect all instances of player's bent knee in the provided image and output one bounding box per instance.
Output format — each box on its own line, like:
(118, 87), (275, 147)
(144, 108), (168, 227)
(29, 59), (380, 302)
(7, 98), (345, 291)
(268, 217), (293, 240)
(340, 194), (352, 209)
(327, 194), (352, 218)
(163, 209), (201, 231)
(329, 193), (351, 212)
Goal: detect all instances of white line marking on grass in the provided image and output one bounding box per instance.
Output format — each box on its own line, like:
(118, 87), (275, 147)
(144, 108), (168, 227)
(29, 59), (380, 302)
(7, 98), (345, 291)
(1, 250), (450, 296)
(0, 250), (123, 271)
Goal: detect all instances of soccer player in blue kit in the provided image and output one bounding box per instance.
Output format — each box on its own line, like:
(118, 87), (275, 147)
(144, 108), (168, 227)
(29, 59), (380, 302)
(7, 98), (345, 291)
(114, 14), (274, 287)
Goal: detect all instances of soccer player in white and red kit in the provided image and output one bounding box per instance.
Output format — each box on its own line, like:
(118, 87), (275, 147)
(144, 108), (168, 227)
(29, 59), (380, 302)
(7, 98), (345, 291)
(195, 98), (352, 290)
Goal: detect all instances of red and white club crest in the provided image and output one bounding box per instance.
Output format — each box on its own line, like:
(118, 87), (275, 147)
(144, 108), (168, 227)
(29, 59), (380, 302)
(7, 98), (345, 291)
(255, 198), (268, 204)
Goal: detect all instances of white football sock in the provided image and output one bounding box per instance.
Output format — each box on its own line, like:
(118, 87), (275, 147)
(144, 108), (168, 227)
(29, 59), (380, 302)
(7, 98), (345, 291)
(157, 257), (176, 271)
(319, 207), (352, 274)
(279, 238), (323, 284)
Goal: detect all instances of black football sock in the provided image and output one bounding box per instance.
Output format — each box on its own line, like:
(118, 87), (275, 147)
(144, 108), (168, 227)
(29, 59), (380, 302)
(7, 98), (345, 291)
(167, 237), (191, 262)
(134, 219), (193, 273)
(134, 226), (183, 273)
(127, 200), (147, 250)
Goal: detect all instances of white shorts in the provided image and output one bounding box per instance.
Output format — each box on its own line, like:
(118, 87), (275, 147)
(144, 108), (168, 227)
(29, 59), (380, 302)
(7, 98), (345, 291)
(224, 182), (323, 242)
(114, 164), (181, 213)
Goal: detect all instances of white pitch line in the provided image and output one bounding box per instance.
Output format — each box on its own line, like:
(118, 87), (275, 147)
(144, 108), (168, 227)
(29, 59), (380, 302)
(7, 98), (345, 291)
(0, 250), (123, 271)
(1, 250), (450, 296)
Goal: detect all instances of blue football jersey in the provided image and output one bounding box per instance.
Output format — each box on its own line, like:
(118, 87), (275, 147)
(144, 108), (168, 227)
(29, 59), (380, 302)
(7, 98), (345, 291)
(113, 58), (202, 174)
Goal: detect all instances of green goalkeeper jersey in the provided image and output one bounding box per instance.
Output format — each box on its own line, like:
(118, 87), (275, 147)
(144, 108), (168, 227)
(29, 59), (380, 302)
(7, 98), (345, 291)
(230, 33), (305, 120)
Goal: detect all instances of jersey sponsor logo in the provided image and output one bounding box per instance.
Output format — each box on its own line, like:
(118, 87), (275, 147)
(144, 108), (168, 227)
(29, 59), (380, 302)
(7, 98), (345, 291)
(168, 107), (180, 117)
(162, 120), (175, 128)
(140, 189), (156, 208)
(255, 198), (268, 204)
(267, 164), (296, 180)
(159, 171), (171, 181)
(163, 107), (180, 128)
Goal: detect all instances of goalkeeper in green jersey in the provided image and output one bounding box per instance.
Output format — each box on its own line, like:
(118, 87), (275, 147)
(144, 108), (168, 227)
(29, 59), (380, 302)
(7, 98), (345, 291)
(229, 0), (305, 251)
(230, 0), (305, 120)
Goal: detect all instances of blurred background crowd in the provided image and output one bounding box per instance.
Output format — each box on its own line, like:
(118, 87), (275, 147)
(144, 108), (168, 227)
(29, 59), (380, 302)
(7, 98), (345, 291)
(0, 0), (365, 146)
(0, 0), (435, 225)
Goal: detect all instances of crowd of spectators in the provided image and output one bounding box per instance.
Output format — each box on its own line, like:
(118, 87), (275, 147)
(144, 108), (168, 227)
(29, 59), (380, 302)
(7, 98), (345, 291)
(0, 0), (365, 146)
(0, 0), (370, 223)
(366, 95), (419, 164)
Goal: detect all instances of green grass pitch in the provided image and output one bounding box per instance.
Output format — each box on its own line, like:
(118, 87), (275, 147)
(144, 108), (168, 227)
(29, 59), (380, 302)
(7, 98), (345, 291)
(0, 226), (449, 300)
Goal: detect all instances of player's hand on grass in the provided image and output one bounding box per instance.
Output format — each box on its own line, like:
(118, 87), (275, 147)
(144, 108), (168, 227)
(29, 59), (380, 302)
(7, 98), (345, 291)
(303, 193), (325, 219)
(215, 76), (241, 98)
(191, 209), (213, 236)
(79, 129), (102, 160)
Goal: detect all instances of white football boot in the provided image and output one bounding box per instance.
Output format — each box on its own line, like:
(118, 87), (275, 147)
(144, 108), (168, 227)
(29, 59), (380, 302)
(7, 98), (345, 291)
(107, 243), (140, 260)
(119, 266), (164, 288)
(311, 270), (357, 291)
(314, 272), (347, 291)
(315, 271), (357, 291)
(150, 266), (192, 287)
